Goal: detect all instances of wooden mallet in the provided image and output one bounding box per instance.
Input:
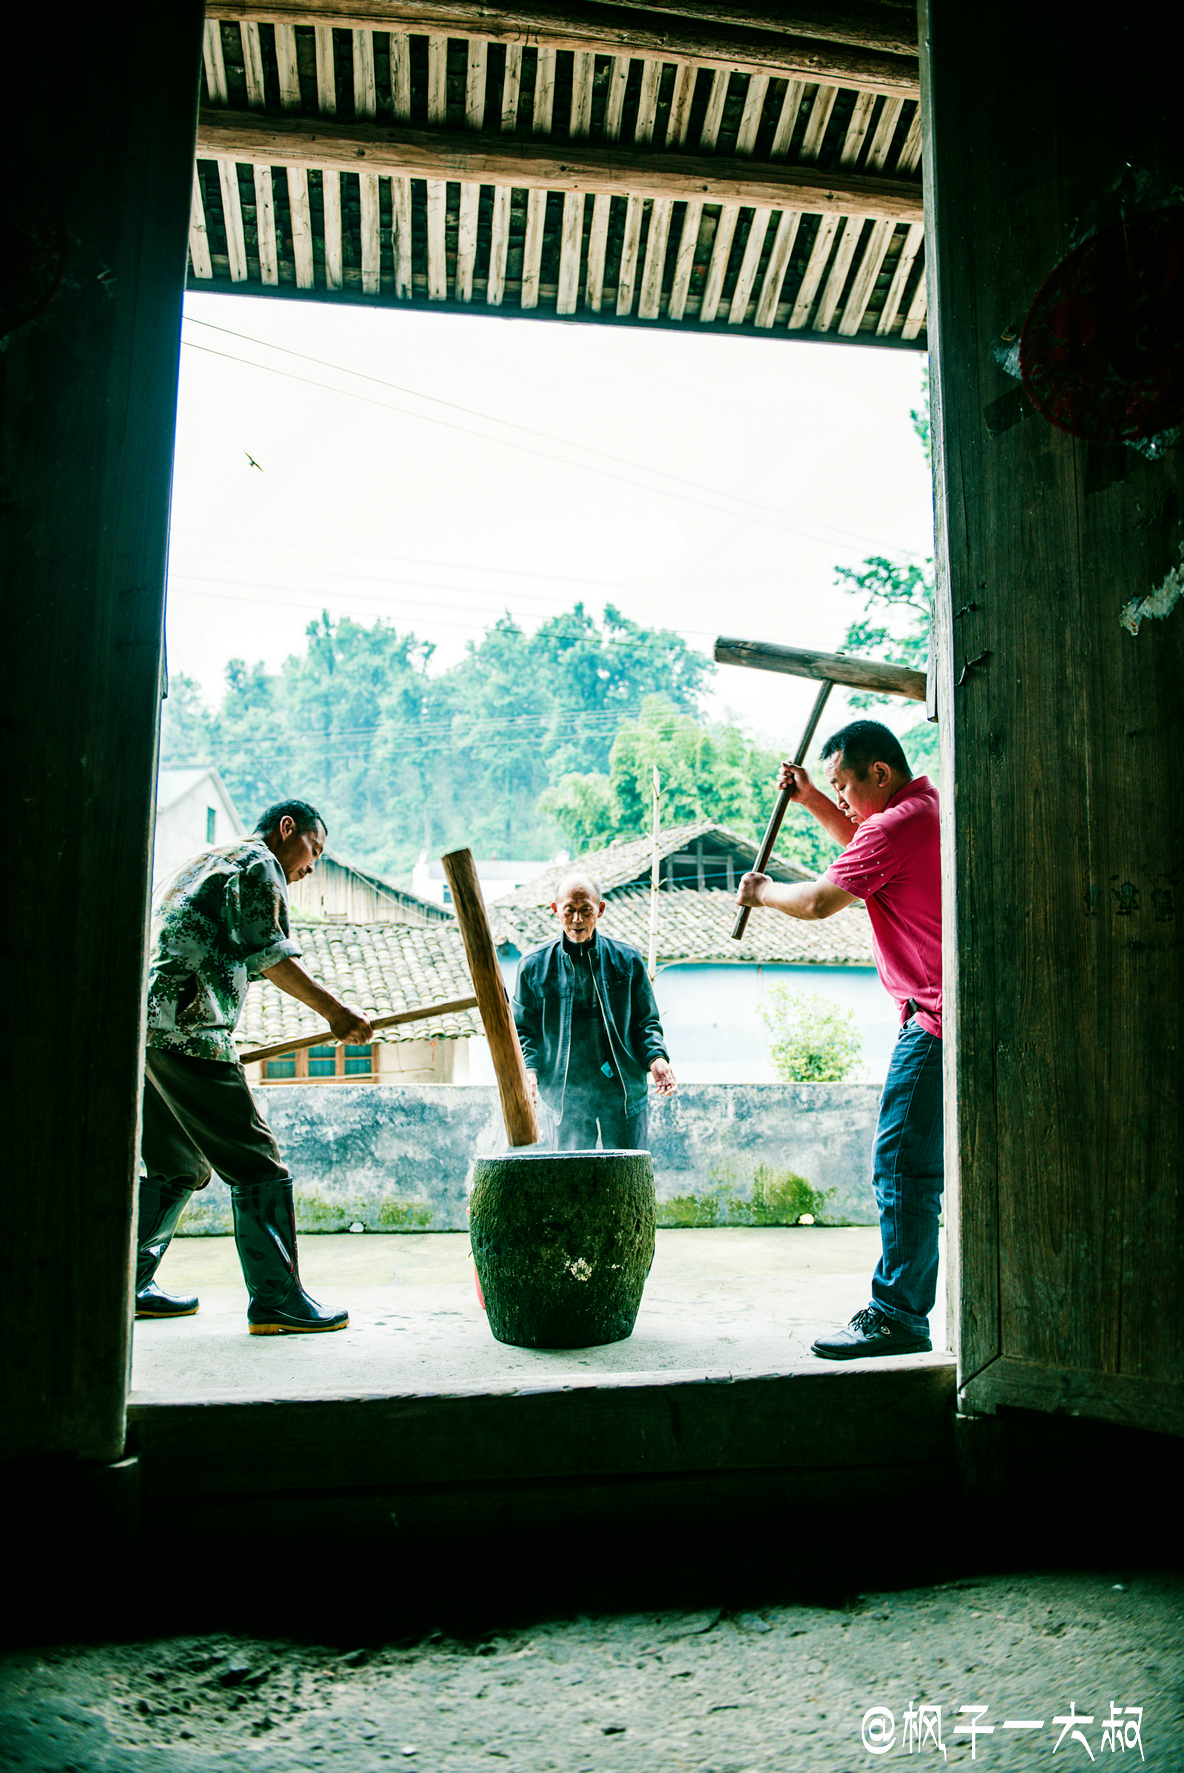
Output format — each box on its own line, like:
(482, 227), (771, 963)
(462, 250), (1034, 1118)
(731, 676), (835, 940)
(442, 847), (539, 1147)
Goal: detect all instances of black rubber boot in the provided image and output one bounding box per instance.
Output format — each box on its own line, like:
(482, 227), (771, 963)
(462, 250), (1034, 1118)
(231, 1179), (348, 1335)
(135, 1177), (199, 1318)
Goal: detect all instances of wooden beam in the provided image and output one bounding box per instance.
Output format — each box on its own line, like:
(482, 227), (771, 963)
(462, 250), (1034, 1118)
(239, 995), (481, 1064)
(206, 1), (921, 94)
(196, 108), (924, 221)
(714, 636), (927, 701)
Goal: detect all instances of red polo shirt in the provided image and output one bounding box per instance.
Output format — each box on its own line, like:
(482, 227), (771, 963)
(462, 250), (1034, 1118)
(823, 775), (942, 1039)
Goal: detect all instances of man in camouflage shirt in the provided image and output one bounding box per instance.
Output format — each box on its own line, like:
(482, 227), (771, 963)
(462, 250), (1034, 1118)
(137, 799), (371, 1334)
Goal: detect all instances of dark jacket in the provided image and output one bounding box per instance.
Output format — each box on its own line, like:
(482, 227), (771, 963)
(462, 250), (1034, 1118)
(512, 932), (669, 1120)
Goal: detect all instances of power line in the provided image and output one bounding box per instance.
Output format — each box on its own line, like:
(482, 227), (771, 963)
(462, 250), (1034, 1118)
(180, 319), (927, 561)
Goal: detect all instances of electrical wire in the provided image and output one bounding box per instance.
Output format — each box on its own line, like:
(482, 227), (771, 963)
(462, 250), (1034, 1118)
(179, 318), (928, 562)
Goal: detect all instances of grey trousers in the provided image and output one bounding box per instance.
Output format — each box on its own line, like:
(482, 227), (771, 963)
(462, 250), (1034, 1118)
(141, 1047), (288, 1191)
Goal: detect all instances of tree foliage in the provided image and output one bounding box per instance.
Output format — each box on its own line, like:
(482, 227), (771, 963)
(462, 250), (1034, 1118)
(538, 696), (840, 874)
(160, 606), (714, 881)
(759, 989), (863, 1084)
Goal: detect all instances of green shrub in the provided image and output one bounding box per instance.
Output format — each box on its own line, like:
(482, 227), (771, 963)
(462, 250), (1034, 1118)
(759, 988), (863, 1084)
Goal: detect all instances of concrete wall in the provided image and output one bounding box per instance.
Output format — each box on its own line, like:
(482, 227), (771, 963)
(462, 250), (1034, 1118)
(177, 1081), (881, 1236)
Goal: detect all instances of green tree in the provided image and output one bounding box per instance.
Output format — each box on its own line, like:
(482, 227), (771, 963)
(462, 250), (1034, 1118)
(759, 989), (863, 1083)
(836, 367), (938, 780)
(538, 695), (841, 874)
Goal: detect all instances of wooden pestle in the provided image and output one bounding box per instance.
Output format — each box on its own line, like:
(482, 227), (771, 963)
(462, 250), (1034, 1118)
(441, 847), (539, 1147)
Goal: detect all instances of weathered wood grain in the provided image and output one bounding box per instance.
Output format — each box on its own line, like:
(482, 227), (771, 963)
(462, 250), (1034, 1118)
(196, 108), (924, 219)
(715, 637), (927, 701)
(922, 0), (1184, 1426)
(960, 1359), (1183, 1441)
(3, 4), (205, 1462)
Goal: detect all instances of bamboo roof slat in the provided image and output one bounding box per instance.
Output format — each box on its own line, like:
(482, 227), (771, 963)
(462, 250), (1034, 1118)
(522, 189), (548, 308)
(570, 48), (595, 138)
(734, 73), (768, 155)
(203, 20), (229, 106)
(391, 30), (412, 116)
(275, 23), (301, 105)
(359, 171), (381, 292)
(667, 197), (704, 319)
(616, 195), (645, 315)
(768, 77), (803, 157)
(241, 21), (267, 107)
(584, 190), (612, 310)
(667, 60), (697, 146)
(699, 203), (740, 321)
(254, 165), (280, 284)
(901, 271), (927, 339)
(188, 167), (214, 280)
(500, 41), (522, 129)
(752, 206), (799, 326)
(697, 67), (730, 149)
(875, 215), (922, 334)
(728, 202), (772, 322)
(287, 165), (315, 285)
(186, 5), (925, 346)
(486, 184), (511, 303)
(217, 160), (250, 281)
(638, 195), (673, 318)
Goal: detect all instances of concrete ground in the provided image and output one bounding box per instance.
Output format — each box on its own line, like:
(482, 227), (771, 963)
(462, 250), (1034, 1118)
(2, 1570), (1179, 1770)
(132, 1228), (949, 1398)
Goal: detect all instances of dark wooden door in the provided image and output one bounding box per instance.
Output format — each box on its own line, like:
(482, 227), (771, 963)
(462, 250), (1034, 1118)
(921, 3), (1182, 1437)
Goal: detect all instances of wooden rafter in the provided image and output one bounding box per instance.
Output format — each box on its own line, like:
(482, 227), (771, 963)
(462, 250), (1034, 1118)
(195, 108), (923, 221)
(205, 1), (920, 94)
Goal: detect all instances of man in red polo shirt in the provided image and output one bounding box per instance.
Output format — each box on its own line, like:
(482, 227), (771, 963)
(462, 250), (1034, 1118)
(736, 719), (942, 1359)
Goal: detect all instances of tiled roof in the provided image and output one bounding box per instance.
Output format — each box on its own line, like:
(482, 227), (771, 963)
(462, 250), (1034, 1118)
(496, 885), (876, 968)
(236, 921), (481, 1050)
(498, 820), (813, 912)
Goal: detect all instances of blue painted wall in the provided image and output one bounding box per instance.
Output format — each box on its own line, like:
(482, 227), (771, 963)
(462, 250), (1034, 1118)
(494, 945), (896, 1086)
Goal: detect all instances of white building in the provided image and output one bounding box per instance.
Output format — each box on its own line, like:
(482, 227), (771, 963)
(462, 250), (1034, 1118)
(411, 852), (557, 908)
(153, 767), (245, 888)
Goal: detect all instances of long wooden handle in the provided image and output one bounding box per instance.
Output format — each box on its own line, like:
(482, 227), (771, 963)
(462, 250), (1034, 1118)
(441, 847), (539, 1148)
(715, 636), (926, 702)
(239, 995), (480, 1064)
(732, 677), (835, 940)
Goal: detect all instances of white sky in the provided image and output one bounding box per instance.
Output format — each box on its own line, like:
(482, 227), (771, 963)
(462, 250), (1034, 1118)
(168, 290), (932, 754)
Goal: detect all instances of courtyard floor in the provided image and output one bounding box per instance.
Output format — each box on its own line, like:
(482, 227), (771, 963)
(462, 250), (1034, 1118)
(2, 1569), (1178, 1770)
(131, 1226), (949, 1398)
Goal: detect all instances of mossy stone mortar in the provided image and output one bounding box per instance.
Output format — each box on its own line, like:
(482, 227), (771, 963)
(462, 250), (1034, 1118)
(469, 1148), (656, 1349)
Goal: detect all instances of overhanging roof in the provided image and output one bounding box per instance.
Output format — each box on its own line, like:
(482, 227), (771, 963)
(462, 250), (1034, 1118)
(190, 3), (927, 343)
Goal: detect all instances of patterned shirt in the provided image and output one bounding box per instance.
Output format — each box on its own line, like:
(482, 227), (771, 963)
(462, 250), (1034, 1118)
(145, 840), (302, 1062)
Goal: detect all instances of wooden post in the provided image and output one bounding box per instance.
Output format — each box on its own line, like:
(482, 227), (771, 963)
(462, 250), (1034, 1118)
(441, 849), (538, 1147)
(2, 5), (204, 1467)
(647, 766), (661, 982)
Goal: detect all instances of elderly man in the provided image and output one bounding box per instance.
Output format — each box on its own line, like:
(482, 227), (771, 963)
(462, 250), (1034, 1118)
(737, 720), (942, 1360)
(513, 872), (676, 1151)
(135, 799), (372, 1334)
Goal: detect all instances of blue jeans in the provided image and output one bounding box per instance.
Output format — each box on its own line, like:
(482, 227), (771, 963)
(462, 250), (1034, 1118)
(868, 1018), (944, 1339)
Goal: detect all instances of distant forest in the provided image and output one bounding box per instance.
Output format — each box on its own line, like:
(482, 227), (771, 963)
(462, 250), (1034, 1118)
(161, 603), (852, 882)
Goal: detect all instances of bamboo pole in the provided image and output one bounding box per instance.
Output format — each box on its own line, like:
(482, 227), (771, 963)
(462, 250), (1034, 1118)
(441, 848), (539, 1147)
(238, 995), (479, 1064)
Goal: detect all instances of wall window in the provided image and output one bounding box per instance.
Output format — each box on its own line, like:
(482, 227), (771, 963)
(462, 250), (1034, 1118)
(206, 806), (217, 843)
(263, 1044), (377, 1083)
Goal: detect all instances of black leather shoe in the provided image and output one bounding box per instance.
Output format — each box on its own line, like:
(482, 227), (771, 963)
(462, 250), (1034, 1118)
(232, 1178), (349, 1335)
(811, 1306), (931, 1360)
(135, 1280), (199, 1318)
